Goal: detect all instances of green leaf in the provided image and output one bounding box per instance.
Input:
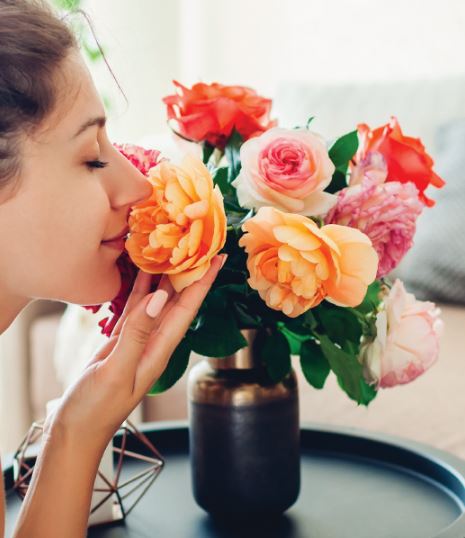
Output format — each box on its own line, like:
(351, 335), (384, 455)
(282, 320), (309, 337)
(306, 116), (315, 129)
(212, 167), (232, 196)
(328, 130), (359, 169)
(149, 336), (191, 394)
(325, 131), (359, 194)
(355, 281), (383, 315)
(225, 130), (243, 183)
(276, 310), (317, 351)
(316, 306), (362, 348)
(300, 339), (330, 389)
(223, 196), (244, 213)
(278, 323), (311, 354)
(102, 95), (112, 113)
(336, 374), (377, 406)
(259, 330), (292, 383)
(279, 327), (304, 355)
(239, 207), (254, 224)
(325, 169), (348, 194)
(53, 0), (81, 9)
(190, 291), (248, 356)
(82, 42), (104, 63)
(317, 334), (377, 405)
(216, 282), (249, 295)
(202, 142), (215, 164)
(233, 302), (262, 329)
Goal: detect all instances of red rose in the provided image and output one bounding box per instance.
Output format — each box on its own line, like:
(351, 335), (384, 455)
(356, 117), (445, 206)
(163, 80), (276, 149)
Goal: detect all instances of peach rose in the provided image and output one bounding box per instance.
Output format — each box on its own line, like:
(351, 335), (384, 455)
(360, 280), (443, 388)
(239, 207), (378, 317)
(125, 154), (227, 292)
(232, 127), (336, 217)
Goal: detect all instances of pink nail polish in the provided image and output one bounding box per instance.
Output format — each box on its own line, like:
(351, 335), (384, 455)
(146, 289), (169, 318)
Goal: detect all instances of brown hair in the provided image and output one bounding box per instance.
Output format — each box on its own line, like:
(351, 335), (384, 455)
(0, 0), (77, 197)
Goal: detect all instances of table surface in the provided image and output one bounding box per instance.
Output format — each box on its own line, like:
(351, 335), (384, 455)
(5, 421), (465, 538)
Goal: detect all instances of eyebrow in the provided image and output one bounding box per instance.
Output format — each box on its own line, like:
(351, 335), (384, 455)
(72, 115), (107, 139)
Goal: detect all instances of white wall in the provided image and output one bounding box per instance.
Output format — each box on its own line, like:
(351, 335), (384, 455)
(82, 0), (465, 142)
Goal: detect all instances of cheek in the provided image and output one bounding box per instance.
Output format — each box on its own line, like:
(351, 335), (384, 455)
(35, 182), (109, 254)
(1, 182), (122, 303)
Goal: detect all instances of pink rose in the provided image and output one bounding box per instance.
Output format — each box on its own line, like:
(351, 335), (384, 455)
(326, 178), (423, 278)
(113, 143), (163, 175)
(232, 127), (336, 216)
(360, 280), (443, 389)
(349, 150), (387, 186)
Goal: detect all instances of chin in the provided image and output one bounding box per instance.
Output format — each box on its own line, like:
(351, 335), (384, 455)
(73, 268), (122, 306)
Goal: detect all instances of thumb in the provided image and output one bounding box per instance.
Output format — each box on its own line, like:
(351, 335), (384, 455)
(108, 288), (170, 372)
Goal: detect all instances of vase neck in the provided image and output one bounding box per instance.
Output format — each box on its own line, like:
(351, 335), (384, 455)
(207, 329), (260, 370)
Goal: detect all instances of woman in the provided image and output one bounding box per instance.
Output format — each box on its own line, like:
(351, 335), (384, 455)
(0, 1), (225, 536)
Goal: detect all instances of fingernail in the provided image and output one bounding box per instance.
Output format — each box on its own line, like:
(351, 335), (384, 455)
(146, 289), (169, 318)
(220, 254), (228, 269)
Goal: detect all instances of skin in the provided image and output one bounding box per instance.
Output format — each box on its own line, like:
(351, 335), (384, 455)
(0, 50), (225, 537)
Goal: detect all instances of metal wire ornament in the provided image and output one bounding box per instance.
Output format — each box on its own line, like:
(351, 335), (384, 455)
(12, 419), (164, 526)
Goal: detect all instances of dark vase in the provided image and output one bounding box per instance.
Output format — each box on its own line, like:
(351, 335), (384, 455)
(188, 329), (301, 521)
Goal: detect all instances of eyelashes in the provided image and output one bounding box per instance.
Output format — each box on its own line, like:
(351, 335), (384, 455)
(86, 159), (109, 170)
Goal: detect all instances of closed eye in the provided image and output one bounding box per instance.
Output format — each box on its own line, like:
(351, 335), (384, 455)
(86, 159), (109, 169)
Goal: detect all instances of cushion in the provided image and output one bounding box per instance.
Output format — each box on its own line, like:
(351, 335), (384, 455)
(274, 77), (465, 157)
(396, 119), (465, 304)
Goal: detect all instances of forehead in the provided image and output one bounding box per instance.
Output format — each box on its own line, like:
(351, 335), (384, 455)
(37, 51), (104, 141)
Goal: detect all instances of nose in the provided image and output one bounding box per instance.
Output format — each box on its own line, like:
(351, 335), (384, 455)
(106, 147), (153, 209)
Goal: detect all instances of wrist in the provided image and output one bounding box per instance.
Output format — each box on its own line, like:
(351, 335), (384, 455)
(15, 415), (108, 538)
(43, 414), (109, 464)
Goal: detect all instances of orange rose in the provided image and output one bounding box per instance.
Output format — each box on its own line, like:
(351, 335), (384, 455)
(126, 155), (227, 292)
(163, 81), (276, 149)
(356, 117), (445, 207)
(239, 207), (378, 317)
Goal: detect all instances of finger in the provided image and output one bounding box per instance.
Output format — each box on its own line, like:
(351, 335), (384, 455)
(134, 254), (226, 392)
(86, 335), (119, 366)
(111, 271), (169, 338)
(91, 275), (175, 368)
(149, 256), (224, 340)
(147, 257), (226, 331)
(156, 273), (176, 298)
(144, 279), (180, 331)
(107, 285), (170, 375)
(142, 274), (177, 331)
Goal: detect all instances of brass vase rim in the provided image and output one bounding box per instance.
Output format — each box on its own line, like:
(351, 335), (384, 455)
(207, 328), (260, 370)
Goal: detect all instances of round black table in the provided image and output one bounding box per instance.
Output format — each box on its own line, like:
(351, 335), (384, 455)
(5, 421), (465, 537)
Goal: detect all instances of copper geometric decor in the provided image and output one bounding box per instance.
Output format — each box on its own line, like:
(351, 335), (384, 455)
(12, 420), (44, 500)
(13, 419), (164, 527)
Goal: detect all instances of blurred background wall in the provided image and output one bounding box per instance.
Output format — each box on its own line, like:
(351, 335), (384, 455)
(80, 0), (465, 142)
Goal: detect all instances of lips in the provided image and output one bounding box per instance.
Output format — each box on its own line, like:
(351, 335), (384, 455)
(102, 226), (130, 243)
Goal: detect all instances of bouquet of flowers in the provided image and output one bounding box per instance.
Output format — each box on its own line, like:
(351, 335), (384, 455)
(86, 81), (444, 405)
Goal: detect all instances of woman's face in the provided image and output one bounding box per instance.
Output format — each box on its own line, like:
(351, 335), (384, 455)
(0, 51), (152, 306)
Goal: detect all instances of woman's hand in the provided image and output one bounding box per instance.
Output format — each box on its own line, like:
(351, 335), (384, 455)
(45, 253), (226, 453)
(14, 256), (226, 538)
(14, 254), (226, 538)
